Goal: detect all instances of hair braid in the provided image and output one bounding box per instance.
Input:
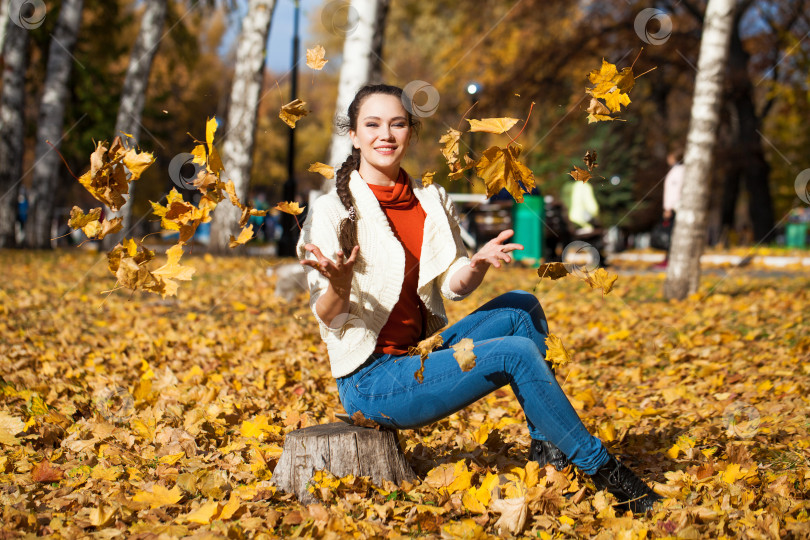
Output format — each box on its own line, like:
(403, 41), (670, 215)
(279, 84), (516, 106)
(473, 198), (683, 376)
(336, 147), (361, 259)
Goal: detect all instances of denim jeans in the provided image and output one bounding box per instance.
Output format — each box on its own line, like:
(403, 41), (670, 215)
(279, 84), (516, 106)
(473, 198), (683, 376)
(336, 290), (610, 474)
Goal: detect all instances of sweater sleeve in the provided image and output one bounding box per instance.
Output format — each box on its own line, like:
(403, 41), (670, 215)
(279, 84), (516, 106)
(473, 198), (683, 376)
(296, 196), (347, 334)
(434, 184), (472, 301)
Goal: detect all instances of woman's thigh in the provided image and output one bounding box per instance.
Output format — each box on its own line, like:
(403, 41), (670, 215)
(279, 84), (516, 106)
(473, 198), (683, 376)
(339, 335), (547, 429)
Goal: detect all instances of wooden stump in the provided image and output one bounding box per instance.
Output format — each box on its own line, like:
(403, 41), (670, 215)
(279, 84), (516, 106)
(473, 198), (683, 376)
(273, 422), (416, 504)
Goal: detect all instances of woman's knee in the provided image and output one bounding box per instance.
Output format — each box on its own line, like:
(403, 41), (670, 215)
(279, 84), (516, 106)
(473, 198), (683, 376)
(501, 336), (554, 376)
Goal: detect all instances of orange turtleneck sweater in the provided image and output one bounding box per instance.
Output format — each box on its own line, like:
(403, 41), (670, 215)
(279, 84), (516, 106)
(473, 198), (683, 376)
(367, 171), (428, 355)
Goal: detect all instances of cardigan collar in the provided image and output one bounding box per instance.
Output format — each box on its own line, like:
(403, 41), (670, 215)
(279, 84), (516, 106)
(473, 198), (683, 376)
(348, 170), (456, 292)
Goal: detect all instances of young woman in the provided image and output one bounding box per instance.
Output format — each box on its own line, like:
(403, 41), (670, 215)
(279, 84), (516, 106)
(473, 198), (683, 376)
(297, 84), (661, 513)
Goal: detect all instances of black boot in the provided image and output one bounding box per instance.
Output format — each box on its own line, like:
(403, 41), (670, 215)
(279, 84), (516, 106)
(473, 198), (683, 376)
(590, 455), (662, 513)
(529, 439), (571, 471)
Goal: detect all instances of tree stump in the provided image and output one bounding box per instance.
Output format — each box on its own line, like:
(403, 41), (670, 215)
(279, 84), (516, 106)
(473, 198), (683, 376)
(273, 422), (416, 504)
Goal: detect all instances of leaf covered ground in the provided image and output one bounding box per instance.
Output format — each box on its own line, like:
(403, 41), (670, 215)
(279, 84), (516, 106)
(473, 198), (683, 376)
(1, 250), (808, 539)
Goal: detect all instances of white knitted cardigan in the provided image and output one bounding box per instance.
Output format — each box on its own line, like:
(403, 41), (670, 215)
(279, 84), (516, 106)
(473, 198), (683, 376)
(296, 170), (472, 378)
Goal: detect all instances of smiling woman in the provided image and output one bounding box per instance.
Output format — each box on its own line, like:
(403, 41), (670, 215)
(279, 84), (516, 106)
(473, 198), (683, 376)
(295, 84), (662, 513)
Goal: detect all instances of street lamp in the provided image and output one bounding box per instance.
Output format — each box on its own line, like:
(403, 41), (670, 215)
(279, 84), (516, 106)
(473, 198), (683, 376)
(465, 83), (481, 193)
(278, 0), (301, 257)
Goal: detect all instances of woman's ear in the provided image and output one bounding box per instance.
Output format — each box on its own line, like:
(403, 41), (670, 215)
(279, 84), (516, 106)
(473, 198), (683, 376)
(349, 130), (359, 149)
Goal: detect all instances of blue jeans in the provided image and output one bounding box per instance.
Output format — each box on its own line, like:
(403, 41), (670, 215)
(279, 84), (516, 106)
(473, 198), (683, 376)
(336, 290), (610, 474)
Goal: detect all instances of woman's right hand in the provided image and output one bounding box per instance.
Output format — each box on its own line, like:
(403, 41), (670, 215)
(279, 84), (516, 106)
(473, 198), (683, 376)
(301, 244), (360, 295)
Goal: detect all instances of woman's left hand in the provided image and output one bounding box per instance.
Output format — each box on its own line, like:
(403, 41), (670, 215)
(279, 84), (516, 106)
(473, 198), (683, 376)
(470, 229), (524, 270)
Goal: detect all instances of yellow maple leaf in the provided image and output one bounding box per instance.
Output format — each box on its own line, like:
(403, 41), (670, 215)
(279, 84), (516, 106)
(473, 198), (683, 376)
(218, 494), (241, 521)
(722, 463), (747, 484)
(158, 451), (185, 465)
(279, 99), (309, 128)
(545, 334), (571, 369)
(229, 224), (255, 248)
(123, 148), (155, 180)
(475, 144), (535, 202)
(603, 89), (631, 113)
(584, 267), (618, 295)
(452, 338), (476, 372)
(462, 487), (488, 514)
(151, 244), (196, 293)
(132, 484), (182, 508)
(439, 129), (462, 168)
(185, 501), (220, 524)
(68, 206), (101, 230)
(410, 333), (444, 383)
(275, 201), (305, 215)
(308, 162), (334, 179)
(306, 45), (328, 70)
(421, 171), (436, 186)
(467, 117), (520, 134)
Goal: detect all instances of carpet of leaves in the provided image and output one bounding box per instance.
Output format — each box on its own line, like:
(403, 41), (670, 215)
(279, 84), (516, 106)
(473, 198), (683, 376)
(1, 250), (808, 539)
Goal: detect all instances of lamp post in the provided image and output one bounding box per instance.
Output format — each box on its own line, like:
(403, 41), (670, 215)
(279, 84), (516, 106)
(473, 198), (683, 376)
(278, 0), (301, 257)
(465, 82), (481, 193)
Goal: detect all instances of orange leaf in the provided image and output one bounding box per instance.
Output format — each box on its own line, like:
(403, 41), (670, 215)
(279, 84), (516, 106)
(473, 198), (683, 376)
(275, 201), (305, 215)
(306, 45), (328, 70)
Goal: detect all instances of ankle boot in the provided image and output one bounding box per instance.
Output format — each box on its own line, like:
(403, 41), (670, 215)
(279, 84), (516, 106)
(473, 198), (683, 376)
(529, 439), (571, 471)
(589, 455), (662, 513)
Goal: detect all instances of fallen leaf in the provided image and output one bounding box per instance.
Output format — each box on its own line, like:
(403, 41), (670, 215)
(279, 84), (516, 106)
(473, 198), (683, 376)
(491, 497), (527, 535)
(32, 459), (64, 483)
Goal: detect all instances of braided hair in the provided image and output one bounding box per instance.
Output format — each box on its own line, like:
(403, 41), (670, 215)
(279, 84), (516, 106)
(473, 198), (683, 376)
(333, 84), (421, 261)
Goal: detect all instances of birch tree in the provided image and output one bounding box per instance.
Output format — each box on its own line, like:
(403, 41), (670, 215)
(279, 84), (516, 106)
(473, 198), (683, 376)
(25, 0), (85, 248)
(209, 0), (276, 253)
(324, 0), (390, 190)
(104, 0), (168, 247)
(0, 23), (30, 247)
(664, 0), (736, 300)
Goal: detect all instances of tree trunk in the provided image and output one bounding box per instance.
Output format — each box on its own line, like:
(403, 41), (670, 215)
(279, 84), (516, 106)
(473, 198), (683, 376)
(0, 23), (29, 248)
(273, 422), (416, 505)
(209, 0), (275, 254)
(664, 0), (735, 300)
(0, 0), (8, 56)
(25, 0), (85, 249)
(104, 0), (168, 248)
(324, 0), (388, 191)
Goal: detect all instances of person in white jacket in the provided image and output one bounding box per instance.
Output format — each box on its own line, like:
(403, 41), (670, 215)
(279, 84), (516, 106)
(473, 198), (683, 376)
(296, 84), (661, 513)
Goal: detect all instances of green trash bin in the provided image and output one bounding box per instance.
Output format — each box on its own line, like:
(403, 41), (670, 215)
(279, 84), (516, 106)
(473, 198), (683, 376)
(512, 195), (544, 265)
(785, 223), (808, 248)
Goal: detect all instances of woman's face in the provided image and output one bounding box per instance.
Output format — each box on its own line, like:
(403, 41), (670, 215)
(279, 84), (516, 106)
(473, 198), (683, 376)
(350, 93), (411, 183)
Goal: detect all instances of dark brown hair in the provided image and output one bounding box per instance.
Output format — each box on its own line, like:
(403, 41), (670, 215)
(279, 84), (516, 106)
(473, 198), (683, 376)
(334, 84), (421, 260)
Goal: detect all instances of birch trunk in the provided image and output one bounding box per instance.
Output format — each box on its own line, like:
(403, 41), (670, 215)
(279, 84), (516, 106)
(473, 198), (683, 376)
(324, 0), (388, 191)
(664, 0), (735, 299)
(209, 0), (275, 253)
(104, 0), (168, 248)
(25, 0), (85, 248)
(0, 1), (8, 55)
(0, 23), (30, 247)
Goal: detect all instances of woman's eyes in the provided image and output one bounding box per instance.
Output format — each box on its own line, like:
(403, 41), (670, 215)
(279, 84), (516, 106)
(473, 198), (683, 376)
(364, 122), (407, 128)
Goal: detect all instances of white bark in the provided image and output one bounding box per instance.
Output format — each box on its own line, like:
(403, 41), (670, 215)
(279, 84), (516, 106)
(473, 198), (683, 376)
(209, 0), (276, 253)
(324, 0), (386, 191)
(105, 0), (168, 246)
(0, 23), (29, 247)
(26, 0), (84, 248)
(0, 1), (8, 55)
(664, 0), (736, 299)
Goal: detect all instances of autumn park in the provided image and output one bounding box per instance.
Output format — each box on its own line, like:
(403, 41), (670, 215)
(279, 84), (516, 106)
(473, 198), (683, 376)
(1, 0), (809, 538)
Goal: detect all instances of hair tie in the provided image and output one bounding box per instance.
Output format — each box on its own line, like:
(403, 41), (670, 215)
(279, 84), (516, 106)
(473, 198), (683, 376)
(348, 207), (357, 222)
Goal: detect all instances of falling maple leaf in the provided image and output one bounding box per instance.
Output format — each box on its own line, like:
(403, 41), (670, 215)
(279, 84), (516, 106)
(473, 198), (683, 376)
(78, 138), (154, 211)
(475, 144), (536, 202)
(569, 166), (592, 183)
(410, 333), (444, 383)
(308, 162), (335, 179)
(275, 201), (305, 215)
(421, 171), (436, 186)
(151, 244), (196, 296)
(583, 150), (598, 171)
(279, 99), (310, 128)
(537, 262), (570, 280)
(584, 267), (618, 295)
(452, 338), (476, 372)
(586, 97), (615, 124)
(229, 224), (255, 248)
(585, 59), (636, 122)
(467, 117), (520, 134)
(439, 128), (463, 170)
(545, 334), (571, 369)
(306, 45), (328, 70)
